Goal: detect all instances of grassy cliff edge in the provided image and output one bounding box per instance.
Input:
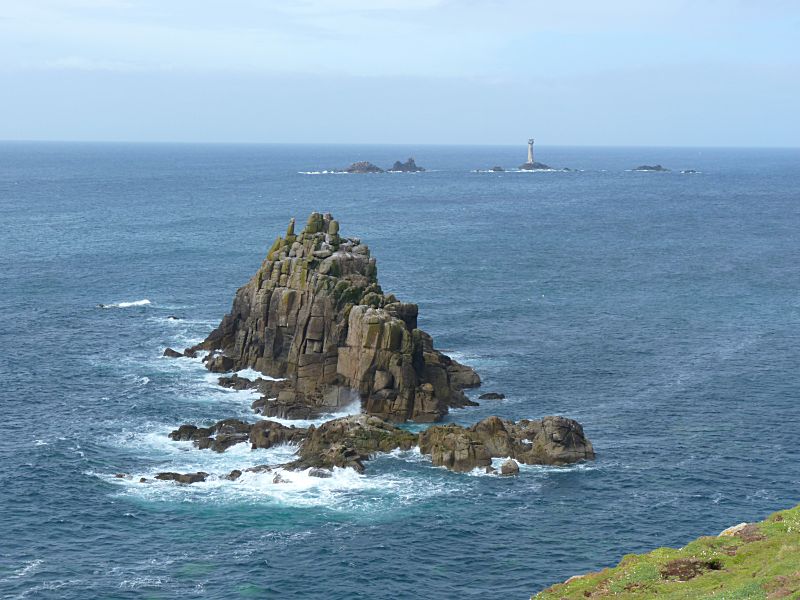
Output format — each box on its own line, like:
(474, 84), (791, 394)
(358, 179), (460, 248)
(533, 504), (800, 599)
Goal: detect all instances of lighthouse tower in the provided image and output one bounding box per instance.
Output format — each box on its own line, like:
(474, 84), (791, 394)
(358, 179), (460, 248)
(527, 138), (535, 164)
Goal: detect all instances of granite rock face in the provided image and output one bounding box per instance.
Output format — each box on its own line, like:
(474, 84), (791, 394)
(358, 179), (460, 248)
(192, 212), (480, 423)
(418, 415), (595, 472)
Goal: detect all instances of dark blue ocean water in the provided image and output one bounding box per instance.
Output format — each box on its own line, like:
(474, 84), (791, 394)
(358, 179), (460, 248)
(1, 142), (798, 599)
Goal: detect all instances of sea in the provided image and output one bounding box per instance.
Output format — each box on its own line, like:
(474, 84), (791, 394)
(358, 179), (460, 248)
(1, 142), (798, 599)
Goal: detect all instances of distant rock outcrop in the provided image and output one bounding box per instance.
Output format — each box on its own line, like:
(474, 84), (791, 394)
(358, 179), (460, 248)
(342, 161), (384, 173)
(190, 212), (480, 423)
(388, 158), (425, 172)
(519, 161), (552, 171)
(634, 164), (670, 172)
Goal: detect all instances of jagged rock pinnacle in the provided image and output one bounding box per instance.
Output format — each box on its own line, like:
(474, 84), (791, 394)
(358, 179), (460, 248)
(193, 212), (481, 422)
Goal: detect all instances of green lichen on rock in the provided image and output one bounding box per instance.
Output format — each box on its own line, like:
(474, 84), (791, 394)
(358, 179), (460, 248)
(304, 211), (325, 234)
(266, 236), (283, 261)
(533, 504), (800, 600)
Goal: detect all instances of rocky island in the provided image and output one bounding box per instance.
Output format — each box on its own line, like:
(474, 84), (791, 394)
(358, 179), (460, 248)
(341, 161), (384, 173)
(388, 157), (425, 172)
(162, 212), (594, 479)
(633, 164), (670, 172)
(519, 161), (553, 171)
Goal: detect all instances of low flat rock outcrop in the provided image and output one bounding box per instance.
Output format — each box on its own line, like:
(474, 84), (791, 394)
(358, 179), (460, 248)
(388, 158), (425, 172)
(165, 413), (593, 475)
(519, 161), (552, 170)
(286, 414), (417, 473)
(191, 212), (480, 423)
(169, 418), (306, 452)
(634, 164), (670, 171)
(154, 471), (208, 484)
(418, 415), (595, 472)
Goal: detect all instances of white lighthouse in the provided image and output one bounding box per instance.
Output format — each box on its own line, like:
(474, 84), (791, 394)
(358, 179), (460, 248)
(519, 137), (550, 170)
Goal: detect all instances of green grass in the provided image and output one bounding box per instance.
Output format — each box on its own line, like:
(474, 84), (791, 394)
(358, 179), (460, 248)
(533, 504), (800, 600)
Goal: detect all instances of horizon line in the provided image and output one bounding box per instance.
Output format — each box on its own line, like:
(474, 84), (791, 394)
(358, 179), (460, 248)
(1, 138), (798, 150)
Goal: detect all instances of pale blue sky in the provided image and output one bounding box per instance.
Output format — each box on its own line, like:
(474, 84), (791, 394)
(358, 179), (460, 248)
(1, 0), (798, 145)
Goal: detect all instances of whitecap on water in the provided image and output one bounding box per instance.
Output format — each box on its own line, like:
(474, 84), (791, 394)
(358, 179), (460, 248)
(0, 559), (43, 583)
(99, 299), (151, 308)
(297, 170), (349, 175)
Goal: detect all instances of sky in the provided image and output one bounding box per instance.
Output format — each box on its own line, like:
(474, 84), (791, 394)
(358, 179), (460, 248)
(1, 0), (798, 146)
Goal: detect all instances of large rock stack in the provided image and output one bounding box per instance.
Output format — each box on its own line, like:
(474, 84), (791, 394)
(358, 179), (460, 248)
(192, 212), (480, 423)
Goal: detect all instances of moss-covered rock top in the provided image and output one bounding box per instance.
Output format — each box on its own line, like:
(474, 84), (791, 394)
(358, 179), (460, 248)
(533, 503), (800, 599)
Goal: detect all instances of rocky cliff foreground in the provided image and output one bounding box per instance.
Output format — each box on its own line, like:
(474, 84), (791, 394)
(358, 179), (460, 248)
(533, 504), (800, 599)
(160, 213), (594, 479)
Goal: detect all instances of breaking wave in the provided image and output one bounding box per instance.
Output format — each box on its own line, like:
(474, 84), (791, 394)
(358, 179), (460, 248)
(99, 299), (151, 308)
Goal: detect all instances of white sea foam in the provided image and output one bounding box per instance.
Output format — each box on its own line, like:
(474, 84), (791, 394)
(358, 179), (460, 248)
(256, 397), (363, 428)
(101, 299), (151, 308)
(0, 559), (43, 582)
(118, 576), (164, 590)
(233, 367), (284, 382)
(103, 457), (455, 511)
(297, 170), (349, 175)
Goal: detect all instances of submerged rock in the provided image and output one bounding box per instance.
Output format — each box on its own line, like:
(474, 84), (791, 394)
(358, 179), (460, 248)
(478, 392), (505, 400)
(633, 164), (670, 172)
(190, 212), (480, 423)
(418, 415), (594, 472)
(500, 459), (520, 476)
(388, 158), (425, 172)
(308, 467), (333, 478)
(491, 166), (505, 172)
(342, 161), (384, 173)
